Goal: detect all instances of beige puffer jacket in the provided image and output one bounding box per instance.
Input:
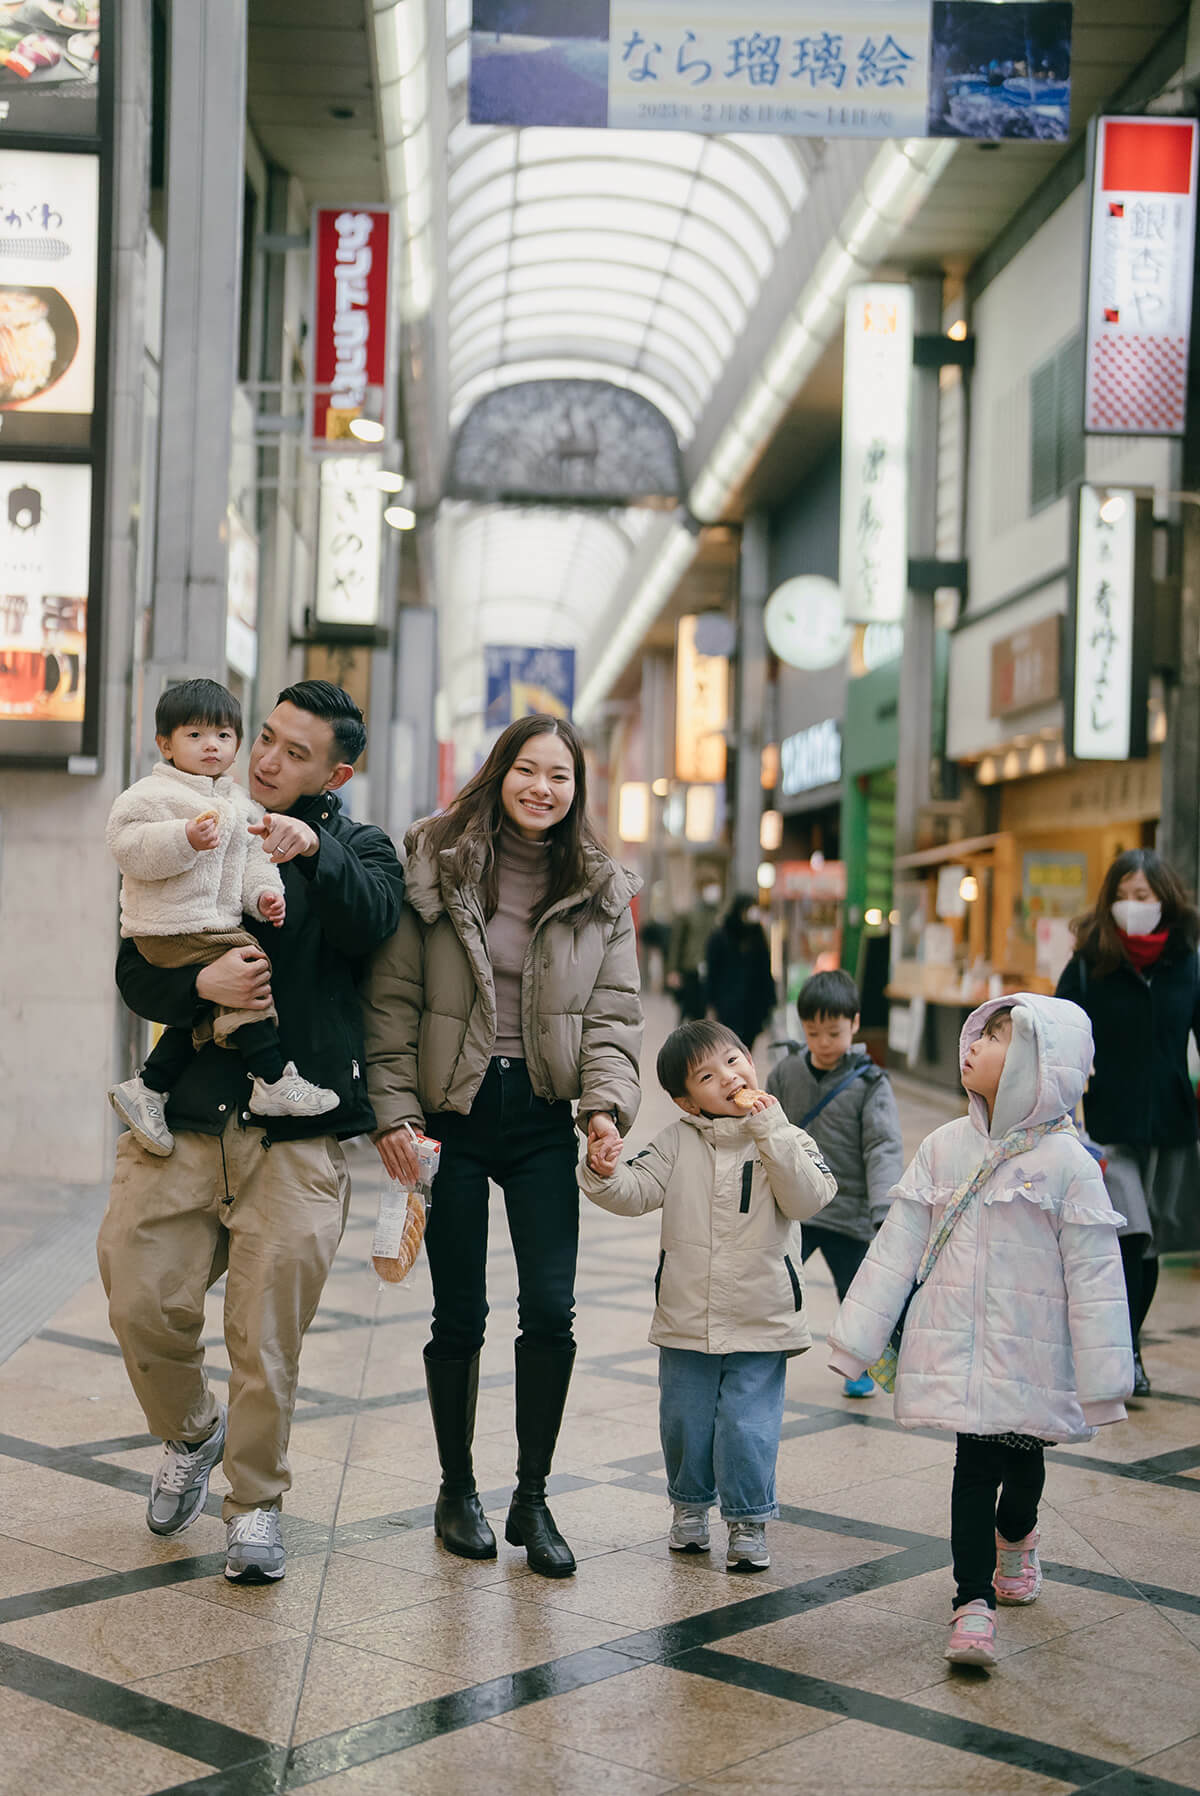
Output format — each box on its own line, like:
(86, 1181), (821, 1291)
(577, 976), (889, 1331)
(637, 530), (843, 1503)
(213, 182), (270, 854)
(364, 826), (644, 1134)
(579, 1106), (836, 1354)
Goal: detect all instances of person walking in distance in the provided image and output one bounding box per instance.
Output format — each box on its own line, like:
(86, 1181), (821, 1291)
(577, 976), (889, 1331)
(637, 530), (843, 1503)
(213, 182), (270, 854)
(1056, 849), (1200, 1395)
(365, 715), (643, 1578)
(706, 893), (778, 1057)
(98, 682), (404, 1584)
(666, 881), (721, 1021)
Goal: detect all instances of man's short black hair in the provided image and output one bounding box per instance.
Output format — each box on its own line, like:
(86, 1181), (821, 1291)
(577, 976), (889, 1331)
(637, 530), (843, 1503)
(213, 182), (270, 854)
(797, 969), (861, 1022)
(276, 680), (366, 765)
(155, 678), (242, 741)
(657, 1019), (749, 1100)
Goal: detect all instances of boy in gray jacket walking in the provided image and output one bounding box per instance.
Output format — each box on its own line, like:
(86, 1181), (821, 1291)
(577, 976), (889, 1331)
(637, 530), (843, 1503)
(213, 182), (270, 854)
(767, 971), (903, 1399)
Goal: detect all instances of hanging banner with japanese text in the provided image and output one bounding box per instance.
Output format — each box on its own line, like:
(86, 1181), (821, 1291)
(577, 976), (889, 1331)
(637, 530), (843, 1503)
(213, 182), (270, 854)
(674, 613), (727, 783)
(1066, 486), (1150, 763)
(309, 205), (393, 451)
(314, 457), (384, 629)
(839, 283), (912, 626)
(1084, 116), (1198, 436)
(469, 2), (1072, 141)
(0, 147), (98, 449)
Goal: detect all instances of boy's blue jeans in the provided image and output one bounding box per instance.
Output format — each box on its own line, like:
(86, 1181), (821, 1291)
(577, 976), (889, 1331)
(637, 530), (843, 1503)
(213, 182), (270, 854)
(658, 1347), (787, 1521)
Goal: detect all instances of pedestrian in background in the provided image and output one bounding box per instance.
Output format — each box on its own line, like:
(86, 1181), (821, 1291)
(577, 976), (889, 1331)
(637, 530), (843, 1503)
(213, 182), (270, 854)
(666, 879), (721, 1021)
(767, 969), (904, 1399)
(1056, 848), (1200, 1395)
(706, 892), (777, 1057)
(365, 715), (643, 1579)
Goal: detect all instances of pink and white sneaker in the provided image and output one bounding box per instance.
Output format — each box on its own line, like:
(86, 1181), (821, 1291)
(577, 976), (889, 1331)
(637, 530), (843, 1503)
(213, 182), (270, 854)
(945, 1598), (997, 1667)
(994, 1528), (1042, 1605)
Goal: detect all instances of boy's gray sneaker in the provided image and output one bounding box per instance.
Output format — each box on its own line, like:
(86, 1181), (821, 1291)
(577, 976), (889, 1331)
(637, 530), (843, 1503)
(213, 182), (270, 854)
(224, 1507), (286, 1582)
(110, 1075), (174, 1156)
(146, 1407), (226, 1536)
(726, 1520), (770, 1572)
(668, 1503), (711, 1553)
(248, 1061), (339, 1118)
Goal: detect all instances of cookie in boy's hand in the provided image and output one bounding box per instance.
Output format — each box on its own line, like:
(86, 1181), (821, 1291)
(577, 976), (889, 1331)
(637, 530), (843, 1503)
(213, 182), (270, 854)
(733, 1088), (768, 1110)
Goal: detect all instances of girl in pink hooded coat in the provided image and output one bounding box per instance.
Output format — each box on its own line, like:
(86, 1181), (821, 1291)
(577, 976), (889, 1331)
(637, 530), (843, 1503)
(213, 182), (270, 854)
(829, 994), (1133, 1668)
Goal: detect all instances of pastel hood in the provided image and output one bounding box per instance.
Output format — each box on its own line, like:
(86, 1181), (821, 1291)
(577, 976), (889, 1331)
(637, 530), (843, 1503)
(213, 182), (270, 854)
(961, 992), (1094, 1141)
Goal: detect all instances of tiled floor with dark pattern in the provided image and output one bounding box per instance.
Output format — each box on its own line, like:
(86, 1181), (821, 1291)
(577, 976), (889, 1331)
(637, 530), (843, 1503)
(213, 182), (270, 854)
(1, 1001), (1198, 1795)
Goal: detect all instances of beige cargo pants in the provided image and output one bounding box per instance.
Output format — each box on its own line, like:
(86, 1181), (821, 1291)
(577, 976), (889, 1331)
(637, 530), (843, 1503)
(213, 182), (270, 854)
(97, 1121), (350, 1519)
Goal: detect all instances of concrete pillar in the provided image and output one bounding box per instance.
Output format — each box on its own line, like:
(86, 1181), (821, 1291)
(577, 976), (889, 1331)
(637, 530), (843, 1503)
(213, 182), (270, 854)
(894, 276), (943, 860)
(732, 512), (770, 891)
(1160, 500), (1200, 892)
(146, 1), (248, 703)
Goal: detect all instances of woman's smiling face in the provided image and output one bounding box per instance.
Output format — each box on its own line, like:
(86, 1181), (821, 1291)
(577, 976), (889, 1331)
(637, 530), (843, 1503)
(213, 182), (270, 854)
(500, 730), (577, 838)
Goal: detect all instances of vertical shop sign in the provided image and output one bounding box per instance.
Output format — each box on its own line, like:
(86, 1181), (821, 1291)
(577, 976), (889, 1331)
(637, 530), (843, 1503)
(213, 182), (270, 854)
(314, 457), (383, 628)
(310, 205), (393, 449)
(1084, 116), (1198, 435)
(225, 507), (259, 680)
(674, 613), (728, 783)
(0, 459), (91, 757)
(1067, 485), (1149, 762)
(840, 282), (912, 625)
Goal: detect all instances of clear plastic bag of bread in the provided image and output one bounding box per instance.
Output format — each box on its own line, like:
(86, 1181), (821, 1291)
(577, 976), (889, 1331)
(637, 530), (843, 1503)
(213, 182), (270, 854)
(372, 1124), (441, 1284)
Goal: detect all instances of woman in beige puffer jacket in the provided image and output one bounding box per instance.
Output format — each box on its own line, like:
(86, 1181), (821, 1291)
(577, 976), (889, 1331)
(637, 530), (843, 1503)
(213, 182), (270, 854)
(364, 715), (643, 1581)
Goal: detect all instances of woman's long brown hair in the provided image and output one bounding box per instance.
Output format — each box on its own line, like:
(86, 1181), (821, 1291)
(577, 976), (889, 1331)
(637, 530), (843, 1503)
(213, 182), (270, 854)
(1071, 847), (1200, 975)
(417, 715), (604, 922)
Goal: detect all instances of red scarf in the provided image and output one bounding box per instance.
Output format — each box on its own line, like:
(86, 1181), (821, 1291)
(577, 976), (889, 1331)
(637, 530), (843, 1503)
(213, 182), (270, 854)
(1119, 928), (1168, 974)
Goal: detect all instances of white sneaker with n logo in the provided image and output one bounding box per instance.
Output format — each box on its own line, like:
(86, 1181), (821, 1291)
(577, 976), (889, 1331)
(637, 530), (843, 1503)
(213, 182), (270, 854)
(249, 1062), (339, 1117)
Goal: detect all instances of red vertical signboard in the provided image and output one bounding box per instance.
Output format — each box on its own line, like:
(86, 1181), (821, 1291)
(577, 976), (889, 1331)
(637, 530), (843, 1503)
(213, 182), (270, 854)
(310, 206), (393, 450)
(1085, 116), (1198, 436)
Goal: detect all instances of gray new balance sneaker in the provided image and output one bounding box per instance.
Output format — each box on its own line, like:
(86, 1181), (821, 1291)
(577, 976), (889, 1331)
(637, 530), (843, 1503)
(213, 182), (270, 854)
(224, 1507), (286, 1583)
(248, 1061), (339, 1118)
(109, 1075), (174, 1156)
(668, 1503), (711, 1553)
(146, 1407), (226, 1536)
(726, 1520), (770, 1572)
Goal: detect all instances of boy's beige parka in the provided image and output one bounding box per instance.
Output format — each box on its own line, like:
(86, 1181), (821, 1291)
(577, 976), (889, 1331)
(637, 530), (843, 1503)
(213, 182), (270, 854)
(579, 1105), (836, 1355)
(364, 826), (644, 1135)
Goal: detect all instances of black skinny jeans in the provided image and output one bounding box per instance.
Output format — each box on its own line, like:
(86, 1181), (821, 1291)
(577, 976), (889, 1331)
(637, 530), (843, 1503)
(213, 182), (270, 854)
(422, 1057), (580, 1361)
(951, 1434), (1046, 1610)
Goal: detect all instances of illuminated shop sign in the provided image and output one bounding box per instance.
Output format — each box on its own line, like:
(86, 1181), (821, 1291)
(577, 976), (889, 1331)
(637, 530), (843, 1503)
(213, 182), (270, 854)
(0, 1), (100, 138)
(1066, 486), (1149, 762)
(675, 613), (728, 784)
(0, 146), (99, 448)
(314, 457), (384, 628)
(1085, 116), (1198, 436)
(0, 458), (91, 757)
(780, 718), (841, 796)
(840, 282), (912, 625)
(469, 3), (1073, 142)
(310, 205), (393, 449)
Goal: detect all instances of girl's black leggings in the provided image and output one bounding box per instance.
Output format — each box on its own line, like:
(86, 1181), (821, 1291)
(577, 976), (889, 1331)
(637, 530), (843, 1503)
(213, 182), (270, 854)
(950, 1434), (1046, 1610)
(1119, 1235), (1159, 1344)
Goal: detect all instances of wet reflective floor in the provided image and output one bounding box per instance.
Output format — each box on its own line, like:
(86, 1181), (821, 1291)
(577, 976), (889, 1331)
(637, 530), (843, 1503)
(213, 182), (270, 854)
(1, 1001), (1198, 1795)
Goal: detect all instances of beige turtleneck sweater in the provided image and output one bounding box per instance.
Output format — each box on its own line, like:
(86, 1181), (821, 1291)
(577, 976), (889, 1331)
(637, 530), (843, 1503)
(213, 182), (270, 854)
(487, 826), (551, 1058)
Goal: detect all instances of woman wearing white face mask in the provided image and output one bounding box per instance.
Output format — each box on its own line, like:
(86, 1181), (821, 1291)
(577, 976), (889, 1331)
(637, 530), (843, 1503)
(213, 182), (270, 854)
(1057, 849), (1200, 1393)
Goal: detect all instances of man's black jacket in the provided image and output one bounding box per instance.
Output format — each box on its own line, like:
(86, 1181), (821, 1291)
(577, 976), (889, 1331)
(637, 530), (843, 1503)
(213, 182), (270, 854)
(116, 789), (405, 1142)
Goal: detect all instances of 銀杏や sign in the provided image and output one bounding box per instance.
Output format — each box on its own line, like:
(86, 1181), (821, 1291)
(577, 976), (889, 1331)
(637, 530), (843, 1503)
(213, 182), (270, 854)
(839, 282), (912, 626)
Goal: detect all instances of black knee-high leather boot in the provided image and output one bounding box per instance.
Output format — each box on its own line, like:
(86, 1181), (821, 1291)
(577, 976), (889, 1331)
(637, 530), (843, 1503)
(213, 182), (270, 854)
(504, 1339), (576, 1577)
(424, 1349), (497, 1559)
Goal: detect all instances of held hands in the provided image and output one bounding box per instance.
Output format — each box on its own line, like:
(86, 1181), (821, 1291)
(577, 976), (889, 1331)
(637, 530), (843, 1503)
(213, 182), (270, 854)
(249, 813), (319, 864)
(375, 1127), (422, 1186)
(586, 1111), (623, 1178)
(257, 890), (286, 928)
(186, 812), (220, 852)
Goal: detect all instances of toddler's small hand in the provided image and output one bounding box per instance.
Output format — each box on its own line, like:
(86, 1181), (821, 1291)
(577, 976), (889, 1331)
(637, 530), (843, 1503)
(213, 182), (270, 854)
(186, 813), (220, 851)
(258, 891), (286, 927)
(748, 1092), (777, 1114)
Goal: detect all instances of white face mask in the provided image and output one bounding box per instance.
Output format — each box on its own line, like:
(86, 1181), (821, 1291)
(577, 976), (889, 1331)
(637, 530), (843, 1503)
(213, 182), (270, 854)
(1112, 897), (1162, 936)
(701, 885), (721, 907)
